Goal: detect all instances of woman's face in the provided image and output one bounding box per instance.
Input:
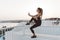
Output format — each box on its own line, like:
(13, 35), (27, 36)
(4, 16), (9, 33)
(37, 9), (40, 13)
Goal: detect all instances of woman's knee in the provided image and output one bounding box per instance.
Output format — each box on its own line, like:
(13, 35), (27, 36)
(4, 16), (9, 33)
(30, 27), (34, 30)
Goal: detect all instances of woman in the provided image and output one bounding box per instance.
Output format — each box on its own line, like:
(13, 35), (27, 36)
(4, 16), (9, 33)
(26, 7), (43, 38)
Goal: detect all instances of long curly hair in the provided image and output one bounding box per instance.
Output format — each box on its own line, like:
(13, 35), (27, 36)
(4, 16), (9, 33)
(37, 7), (43, 15)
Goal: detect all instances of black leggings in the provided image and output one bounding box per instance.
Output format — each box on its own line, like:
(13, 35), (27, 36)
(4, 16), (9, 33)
(29, 18), (41, 34)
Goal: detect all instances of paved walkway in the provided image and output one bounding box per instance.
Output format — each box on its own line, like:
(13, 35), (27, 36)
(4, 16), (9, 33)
(5, 22), (60, 40)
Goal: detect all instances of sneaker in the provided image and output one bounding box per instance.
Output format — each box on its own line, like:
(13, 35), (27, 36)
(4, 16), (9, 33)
(26, 23), (30, 25)
(31, 35), (37, 38)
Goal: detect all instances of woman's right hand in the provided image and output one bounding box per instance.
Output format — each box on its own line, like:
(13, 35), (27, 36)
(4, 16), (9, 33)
(28, 13), (30, 16)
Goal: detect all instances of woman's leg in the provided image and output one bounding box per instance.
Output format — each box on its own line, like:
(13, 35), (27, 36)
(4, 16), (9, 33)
(26, 18), (35, 25)
(30, 24), (40, 38)
(30, 20), (41, 38)
(29, 18), (35, 23)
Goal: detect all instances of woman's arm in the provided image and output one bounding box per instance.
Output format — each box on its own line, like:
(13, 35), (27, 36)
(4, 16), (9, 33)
(35, 13), (42, 17)
(28, 13), (35, 17)
(28, 13), (42, 20)
(28, 13), (37, 20)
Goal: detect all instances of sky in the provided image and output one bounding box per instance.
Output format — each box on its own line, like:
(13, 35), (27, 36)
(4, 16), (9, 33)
(0, 0), (60, 20)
